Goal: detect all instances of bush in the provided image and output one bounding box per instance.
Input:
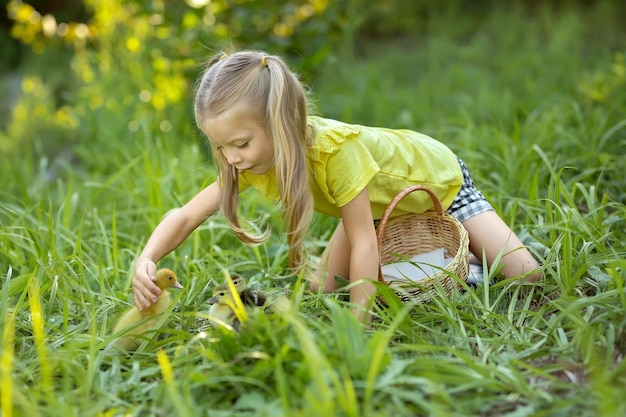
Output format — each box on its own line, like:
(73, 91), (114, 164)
(1, 0), (348, 192)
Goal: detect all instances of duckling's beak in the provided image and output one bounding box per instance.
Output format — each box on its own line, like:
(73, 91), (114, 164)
(208, 296), (218, 304)
(173, 281), (184, 289)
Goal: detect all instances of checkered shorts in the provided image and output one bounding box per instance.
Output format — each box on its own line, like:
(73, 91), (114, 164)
(446, 158), (494, 223)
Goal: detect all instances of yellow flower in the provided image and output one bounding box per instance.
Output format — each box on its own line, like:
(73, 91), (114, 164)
(126, 36), (141, 52)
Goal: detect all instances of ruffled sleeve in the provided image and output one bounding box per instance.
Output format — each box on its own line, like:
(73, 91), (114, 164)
(308, 119), (380, 208)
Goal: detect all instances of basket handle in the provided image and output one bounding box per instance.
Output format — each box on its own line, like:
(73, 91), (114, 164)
(376, 184), (444, 283)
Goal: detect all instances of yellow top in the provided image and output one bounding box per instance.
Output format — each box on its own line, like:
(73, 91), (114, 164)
(239, 116), (463, 219)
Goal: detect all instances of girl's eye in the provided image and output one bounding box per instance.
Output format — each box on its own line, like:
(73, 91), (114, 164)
(236, 142), (249, 149)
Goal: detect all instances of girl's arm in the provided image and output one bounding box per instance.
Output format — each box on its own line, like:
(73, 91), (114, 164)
(339, 188), (380, 322)
(132, 181), (222, 309)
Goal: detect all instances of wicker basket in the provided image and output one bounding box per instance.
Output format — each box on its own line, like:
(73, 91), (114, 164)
(376, 184), (470, 303)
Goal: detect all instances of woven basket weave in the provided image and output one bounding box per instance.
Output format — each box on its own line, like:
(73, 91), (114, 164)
(376, 185), (470, 303)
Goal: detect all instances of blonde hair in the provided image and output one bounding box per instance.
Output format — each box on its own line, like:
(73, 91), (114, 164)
(194, 50), (315, 272)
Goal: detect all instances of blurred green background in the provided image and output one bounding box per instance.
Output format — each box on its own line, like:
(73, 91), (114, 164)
(2, 0), (624, 176)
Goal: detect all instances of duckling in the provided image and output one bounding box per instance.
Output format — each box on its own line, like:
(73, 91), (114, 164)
(111, 268), (183, 352)
(206, 274), (269, 330)
(230, 273), (247, 293)
(230, 273), (267, 307)
(207, 284), (239, 329)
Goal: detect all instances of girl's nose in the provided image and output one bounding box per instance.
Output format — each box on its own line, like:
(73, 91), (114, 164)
(223, 149), (242, 165)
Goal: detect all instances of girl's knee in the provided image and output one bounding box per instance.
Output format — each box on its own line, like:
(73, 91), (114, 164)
(502, 249), (542, 282)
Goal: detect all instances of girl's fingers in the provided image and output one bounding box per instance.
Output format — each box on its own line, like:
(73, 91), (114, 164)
(132, 264), (160, 309)
(133, 292), (148, 310)
(132, 281), (149, 309)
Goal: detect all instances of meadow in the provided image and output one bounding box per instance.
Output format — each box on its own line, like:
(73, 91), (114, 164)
(1, 1), (625, 416)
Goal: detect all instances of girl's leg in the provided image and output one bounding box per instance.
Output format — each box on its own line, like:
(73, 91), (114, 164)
(461, 210), (541, 282)
(309, 221), (351, 292)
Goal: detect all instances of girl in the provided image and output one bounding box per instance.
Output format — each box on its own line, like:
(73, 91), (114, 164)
(132, 50), (541, 322)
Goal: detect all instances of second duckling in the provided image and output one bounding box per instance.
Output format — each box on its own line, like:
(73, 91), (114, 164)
(207, 284), (239, 330)
(207, 275), (267, 330)
(230, 273), (267, 307)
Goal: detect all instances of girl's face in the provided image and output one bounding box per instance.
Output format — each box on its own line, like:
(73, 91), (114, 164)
(203, 106), (274, 175)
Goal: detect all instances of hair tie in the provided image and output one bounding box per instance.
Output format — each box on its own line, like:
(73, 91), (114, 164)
(261, 56), (268, 67)
(220, 53), (228, 61)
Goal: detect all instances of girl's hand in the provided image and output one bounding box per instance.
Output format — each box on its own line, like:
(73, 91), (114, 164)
(132, 259), (161, 310)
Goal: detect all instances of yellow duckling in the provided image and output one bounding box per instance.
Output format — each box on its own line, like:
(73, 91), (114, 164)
(206, 274), (269, 330)
(230, 274), (247, 293)
(207, 284), (239, 329)
(112, 268), (183, 352)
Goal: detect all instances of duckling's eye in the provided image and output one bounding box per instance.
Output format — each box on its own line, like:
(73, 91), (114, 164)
(168, 276), (173, 280)
(219, 292), (225, 296)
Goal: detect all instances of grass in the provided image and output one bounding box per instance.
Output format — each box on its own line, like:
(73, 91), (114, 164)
(1, 3), (626, 416)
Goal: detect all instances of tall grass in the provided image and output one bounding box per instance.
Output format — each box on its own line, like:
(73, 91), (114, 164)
(1, 3), (625, 416)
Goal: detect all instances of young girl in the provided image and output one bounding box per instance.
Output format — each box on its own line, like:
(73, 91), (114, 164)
(132, 50), (541, 322)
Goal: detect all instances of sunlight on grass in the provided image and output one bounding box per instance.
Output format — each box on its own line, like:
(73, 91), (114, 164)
(1, 298), (15, 417)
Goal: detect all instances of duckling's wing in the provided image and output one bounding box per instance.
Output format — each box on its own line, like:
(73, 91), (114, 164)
(111, 309), (157, 352)
(232, 317), (241, 331)
(240, 289), (267, 307)
(111, 291), (173, 352)
(112, 307), (143, 334)
(208, 303), (237, 329)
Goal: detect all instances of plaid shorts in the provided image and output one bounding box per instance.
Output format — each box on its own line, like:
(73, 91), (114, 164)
(446, 158), (494, 223)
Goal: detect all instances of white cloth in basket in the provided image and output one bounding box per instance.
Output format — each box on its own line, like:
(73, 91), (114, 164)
(381, 248), (446, 282)
(382, 248), (486, 285)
